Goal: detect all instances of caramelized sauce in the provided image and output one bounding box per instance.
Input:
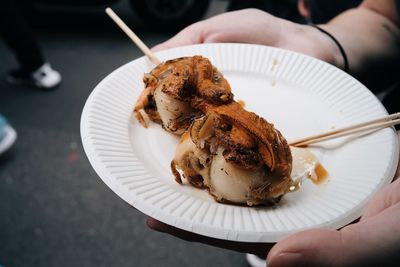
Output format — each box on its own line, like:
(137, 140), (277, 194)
(290, 147), (329, 187)
(238, 99), (246, 108)
(314, 163), (329, 184)
(179, 131), (190, 143)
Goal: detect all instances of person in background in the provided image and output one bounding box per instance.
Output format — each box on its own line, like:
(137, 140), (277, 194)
(148, 0), (400, 266)
(0, 0), (61, 90)
(227, 0), (305, 23)
(0, 114), (16, 156)
(296, 0), (363, 23)
(228, 0), (363, 24)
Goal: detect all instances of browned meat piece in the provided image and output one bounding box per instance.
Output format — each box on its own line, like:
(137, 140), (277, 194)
(134, 56), (233, 134)
(172, 102), (293, 206)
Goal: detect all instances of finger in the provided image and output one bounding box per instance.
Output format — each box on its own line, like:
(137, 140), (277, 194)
(361, 176), (400, 219)
(267, 203), (400, 267)
(151, 22), (205, 52)
(147, 217), (273, 256)
(395, 131), (400, 179)
(360, 132), (400, 219)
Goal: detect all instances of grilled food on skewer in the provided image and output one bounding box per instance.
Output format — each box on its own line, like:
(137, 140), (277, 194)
(171, 102), (293, 206)
(133, 56), (328, 206)
(134, 56), (233, 134)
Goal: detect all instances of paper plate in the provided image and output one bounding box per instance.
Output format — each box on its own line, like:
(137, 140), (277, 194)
(81, 43), (398, 242)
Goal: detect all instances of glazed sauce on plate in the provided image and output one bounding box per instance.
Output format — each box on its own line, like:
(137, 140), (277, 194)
(290, 147), (329, 191)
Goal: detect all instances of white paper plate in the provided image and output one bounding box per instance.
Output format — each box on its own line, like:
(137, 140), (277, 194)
(81, 43), (399, 242)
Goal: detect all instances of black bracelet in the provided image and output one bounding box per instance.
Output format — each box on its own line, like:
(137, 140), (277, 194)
(309, 24), (349, 73)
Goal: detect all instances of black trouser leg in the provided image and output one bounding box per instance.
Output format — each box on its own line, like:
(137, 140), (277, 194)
(0, 0), (45, 72)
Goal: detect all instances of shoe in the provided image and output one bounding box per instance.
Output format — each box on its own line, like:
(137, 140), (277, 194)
(0, 115), (17, 155)
(6, 62), (61, 90)
(246, 253), (266, 267)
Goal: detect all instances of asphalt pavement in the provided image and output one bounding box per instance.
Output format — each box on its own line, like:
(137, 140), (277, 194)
(0, 1), (251, 266)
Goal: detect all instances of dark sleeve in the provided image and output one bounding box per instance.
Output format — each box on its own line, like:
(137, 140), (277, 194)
(397, 0), (400, 16)
(310, 0), (362, 24)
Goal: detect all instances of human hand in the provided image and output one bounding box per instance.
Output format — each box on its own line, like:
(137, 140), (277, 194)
(267, 131), (400, 267)
(267, 182), (400, 267)
(147, 217), (273, 256)
(152, 9), (345, 70)
(148, 132), (400, 266)
(147, 165), (400, 267)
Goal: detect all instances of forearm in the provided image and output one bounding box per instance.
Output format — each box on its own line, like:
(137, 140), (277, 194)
(154, 4), (400, 89)
(322, 7), (400, 77)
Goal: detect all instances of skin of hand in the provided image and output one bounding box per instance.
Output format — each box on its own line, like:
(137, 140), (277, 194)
(148, 132), (400, 267)
(320, 0), (399, 89)
(153, 1), (400, 89)
(152, 8), (343, 69)
(267, 142), (400, 267)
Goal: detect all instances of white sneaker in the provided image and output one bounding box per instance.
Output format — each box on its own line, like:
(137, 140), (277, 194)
(0, 116), (17, 155)
(246, 253), (267, 267)
(31, 63), (62, 89)
(7, 62), (62, 90)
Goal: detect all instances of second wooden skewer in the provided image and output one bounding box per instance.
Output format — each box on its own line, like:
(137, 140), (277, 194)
(290, 113), (400, 147)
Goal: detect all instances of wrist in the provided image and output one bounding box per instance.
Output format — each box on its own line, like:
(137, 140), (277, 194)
(279, 22), (346, 71)
(310, 24), (349, 72)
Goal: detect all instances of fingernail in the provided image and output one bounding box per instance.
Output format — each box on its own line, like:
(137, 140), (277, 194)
(269, 252), (304, 267)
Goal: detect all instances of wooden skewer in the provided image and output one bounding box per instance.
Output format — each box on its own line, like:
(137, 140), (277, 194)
(290, 113), (400, 147)
(290, 112), (400, 146)
(294, 118), (400, 146)
(105, 7), (161, 65)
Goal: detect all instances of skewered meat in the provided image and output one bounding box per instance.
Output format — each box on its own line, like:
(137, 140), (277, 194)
(134, 56), (233, 134)
(171, 102), (293, 206)
(134, 56), (294, 206)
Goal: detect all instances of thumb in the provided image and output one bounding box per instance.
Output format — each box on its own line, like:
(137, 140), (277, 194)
(267, 229), (346, 267)
(267, 203), (400, 267)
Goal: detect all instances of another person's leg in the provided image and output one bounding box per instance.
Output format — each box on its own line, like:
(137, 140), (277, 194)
(0, 0), (44, 72)
(0, 0), (61, 89)
(0, 114), (17, 155)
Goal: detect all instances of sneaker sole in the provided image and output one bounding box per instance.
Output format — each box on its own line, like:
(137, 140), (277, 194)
(0, 125), (17, 155)
(6, 75), (61, 91)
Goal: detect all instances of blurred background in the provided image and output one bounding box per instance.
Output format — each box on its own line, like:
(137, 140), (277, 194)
(0, 0), (366, 266)
(0, 1), (250, 266)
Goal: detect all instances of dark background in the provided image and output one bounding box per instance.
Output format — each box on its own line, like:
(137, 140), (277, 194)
(0, 1), (250, 266)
